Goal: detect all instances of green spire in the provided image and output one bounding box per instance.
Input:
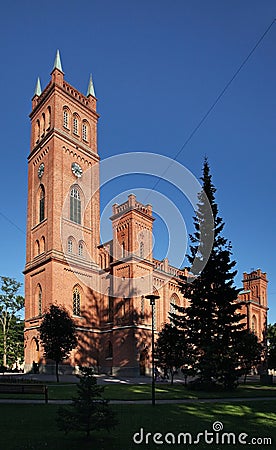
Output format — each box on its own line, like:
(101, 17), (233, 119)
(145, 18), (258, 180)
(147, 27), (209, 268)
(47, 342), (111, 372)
(86, 74), (95, 97)
(34, 77), (42, 96)
(53, 49), (63, 72)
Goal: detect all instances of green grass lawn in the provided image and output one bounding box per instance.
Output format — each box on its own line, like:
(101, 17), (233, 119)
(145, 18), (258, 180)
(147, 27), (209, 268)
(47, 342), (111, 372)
(0, 401), (275, 449)
(103, 382), (276, 400)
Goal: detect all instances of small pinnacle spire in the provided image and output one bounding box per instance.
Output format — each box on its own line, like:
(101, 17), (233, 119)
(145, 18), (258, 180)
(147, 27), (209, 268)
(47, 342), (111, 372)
(34, 77), (42, 96)
(53, 49), (63, 72)
(86, 74), (95, 97)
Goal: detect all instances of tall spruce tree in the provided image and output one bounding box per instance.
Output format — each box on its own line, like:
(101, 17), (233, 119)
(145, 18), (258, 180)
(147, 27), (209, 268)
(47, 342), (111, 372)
(171, 159), (245, 389)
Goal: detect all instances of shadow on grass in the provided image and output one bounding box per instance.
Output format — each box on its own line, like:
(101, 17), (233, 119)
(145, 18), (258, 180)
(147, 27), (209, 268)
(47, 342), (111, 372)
(0, 401), (275, 450)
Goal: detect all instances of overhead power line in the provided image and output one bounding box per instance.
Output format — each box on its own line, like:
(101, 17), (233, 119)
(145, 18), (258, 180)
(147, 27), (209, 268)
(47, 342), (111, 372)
(146, 18), (276, 197)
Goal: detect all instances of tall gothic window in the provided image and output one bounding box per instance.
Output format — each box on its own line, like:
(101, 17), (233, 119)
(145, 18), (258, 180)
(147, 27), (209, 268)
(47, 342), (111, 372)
(41, 236), (46, 253)
(140, 241), (144, 258)
(41, 113), (45, 137)
(63, 110), (69, 129)
(73, 115), (78, 135)
(70, 188), (81, 224)
(46, 106), (51, 131)
(36, 119), (40, 143)
(68, 238), (73, 253)
(39, 185), (45, 222)
(252, 315), (257, 334)
(38, 285), (42, 316)
(73, 288), (81, 316)
(35, 240), (40, 256)
(82, 123), (87, 141)
(169, 295), (179, 325)
(78, 242), (83, 256)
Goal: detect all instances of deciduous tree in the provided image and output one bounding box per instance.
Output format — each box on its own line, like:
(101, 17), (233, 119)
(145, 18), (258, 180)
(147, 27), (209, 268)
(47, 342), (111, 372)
(237, 330), (263, 383)
(267, 323), (276, 370)
(0, 277), (24, 368)
(155, 323), (191, 384)
(39, 304), (77, 382)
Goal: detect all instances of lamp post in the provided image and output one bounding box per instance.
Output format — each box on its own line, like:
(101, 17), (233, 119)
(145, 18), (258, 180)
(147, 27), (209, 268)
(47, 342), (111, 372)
(145, 294), (160, 406)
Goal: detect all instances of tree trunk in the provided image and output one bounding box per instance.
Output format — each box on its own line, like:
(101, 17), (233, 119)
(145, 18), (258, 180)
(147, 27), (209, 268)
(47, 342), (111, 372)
(55, 360), (59, 383)
(170, 369), (174, 385)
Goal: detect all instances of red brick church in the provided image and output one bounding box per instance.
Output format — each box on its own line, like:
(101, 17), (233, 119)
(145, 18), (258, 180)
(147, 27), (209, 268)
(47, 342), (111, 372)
(24, 52), (268, 375)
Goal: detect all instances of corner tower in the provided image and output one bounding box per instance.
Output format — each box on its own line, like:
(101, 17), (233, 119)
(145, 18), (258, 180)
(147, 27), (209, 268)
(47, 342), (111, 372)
(24, 52), (100, 372)
(238, 269), (268, 341)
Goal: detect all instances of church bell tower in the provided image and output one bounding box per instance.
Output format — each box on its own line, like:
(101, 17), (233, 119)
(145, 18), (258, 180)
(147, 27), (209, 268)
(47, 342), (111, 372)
(24, 51), (101, 372)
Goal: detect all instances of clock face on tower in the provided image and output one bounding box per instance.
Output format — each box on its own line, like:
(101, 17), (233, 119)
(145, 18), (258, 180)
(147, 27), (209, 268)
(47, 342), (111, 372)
(71, 162), (83, 178)
(38, 163), (44, 178)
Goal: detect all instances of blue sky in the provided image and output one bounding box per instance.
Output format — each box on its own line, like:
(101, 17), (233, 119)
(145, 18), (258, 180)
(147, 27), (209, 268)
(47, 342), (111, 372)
(0, 1), (275, 322)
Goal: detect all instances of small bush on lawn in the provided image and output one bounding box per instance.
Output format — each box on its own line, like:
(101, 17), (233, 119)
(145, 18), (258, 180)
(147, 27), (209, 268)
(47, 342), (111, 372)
(57, 367), (118, 437)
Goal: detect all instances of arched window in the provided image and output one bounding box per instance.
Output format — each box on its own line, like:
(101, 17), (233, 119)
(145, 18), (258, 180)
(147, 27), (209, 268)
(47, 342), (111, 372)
(46, 106), (51, 131)
(68, 238), (73, 253)
(41, 113), (45, 137)
(39, 185), (45, 222)
(70, 188), (81, 224)
(38, 285), (42, 316)
(252, 315), (257, 334)
(78, 242), (83, 256)
(35, 239), (40, 256)
(122, 241), (125, 258)
(41, 236), (45, 253)
(140, 241), (144, 258)
(63, 109), (69, 129)
(73, 115), (78, 135)
(169, 294), (179, 324)
(82, 122), (87, 141)
(36, 119), (40, 144)
(73, 288), (81, 316)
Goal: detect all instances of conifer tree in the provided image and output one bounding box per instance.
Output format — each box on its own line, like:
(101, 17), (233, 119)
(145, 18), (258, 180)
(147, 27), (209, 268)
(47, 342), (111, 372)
(57, 367), (117, 437)
(171, 159), (245, 389)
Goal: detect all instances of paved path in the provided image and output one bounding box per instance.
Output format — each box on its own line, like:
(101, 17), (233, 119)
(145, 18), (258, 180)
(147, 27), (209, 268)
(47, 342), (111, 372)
(1, 373), (272, 385)
(0, 397), (276, 405)
(1, 373), (275, 405)
(0, 396), (276, 405)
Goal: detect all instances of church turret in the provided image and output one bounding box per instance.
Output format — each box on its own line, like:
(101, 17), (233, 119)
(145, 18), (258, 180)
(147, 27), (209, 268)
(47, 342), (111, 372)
(87, 74), (96, 97)
(34, 77), (42, 97)
(51, 49), (64, 85)
(238, 269), (268, 341)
